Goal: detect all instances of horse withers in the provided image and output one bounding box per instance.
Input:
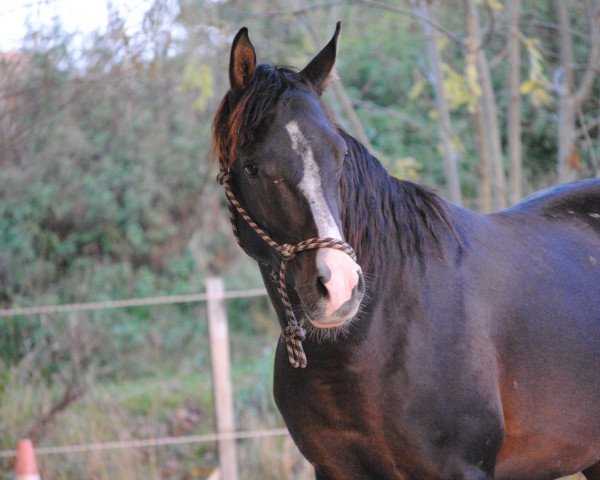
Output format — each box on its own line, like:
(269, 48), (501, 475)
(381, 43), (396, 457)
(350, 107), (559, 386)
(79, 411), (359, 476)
(212, 23), (600, 480)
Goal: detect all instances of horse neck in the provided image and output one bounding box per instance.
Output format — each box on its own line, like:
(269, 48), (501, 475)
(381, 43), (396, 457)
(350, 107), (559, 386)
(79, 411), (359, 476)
(339, 133), (459, 286)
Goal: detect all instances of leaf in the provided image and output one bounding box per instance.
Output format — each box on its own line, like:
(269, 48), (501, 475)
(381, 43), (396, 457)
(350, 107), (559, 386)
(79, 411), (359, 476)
(179, 63), (214, 112)
(390, 157), (422, 181)
(451, 134), (465, 154)
(476, 0), (503, 11)
(519, 79), (537, 95)
(436, 36), (449, 53)
(442, 63), (478, 111)
(408, 78), (426, 101)
(567, 152), (580, 170)
(531, 87), (552, 108)
(520, 36), (552, 108)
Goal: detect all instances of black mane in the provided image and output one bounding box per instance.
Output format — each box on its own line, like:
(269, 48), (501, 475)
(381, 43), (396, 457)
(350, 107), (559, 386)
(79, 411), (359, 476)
(339, 131), (458, 272)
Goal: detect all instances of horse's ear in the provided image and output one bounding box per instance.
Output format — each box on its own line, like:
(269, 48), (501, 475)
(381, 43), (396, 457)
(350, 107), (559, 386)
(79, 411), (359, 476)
(300, 22), (341, 96)
(229, 27), (257, 91)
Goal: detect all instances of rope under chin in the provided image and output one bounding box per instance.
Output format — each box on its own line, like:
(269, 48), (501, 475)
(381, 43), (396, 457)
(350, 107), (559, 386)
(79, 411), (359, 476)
(217, 166), (356, 368)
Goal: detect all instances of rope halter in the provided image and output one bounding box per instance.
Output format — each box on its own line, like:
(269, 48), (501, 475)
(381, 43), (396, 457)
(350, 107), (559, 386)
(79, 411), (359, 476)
(217, 165), (357, 368)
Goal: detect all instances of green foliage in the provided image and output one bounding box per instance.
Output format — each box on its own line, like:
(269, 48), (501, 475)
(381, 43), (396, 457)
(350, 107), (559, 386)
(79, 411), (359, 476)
(445, 63), (479, 111)
(180, 62), (215, 111)
(520, 37), (552, 108)
(0, 24), (218, 305)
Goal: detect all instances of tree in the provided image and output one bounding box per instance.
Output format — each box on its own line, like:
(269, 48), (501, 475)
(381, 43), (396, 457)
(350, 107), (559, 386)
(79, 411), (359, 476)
(411, 0), (462, 205)
(554, 0), (600, 182)
(464, 0), (506, 210)
(507, 0), (523, 204)
(464, 0), (491, 211)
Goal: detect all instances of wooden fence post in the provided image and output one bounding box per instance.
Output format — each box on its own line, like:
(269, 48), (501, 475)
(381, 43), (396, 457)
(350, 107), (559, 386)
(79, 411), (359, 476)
(206, 277), (238, 480)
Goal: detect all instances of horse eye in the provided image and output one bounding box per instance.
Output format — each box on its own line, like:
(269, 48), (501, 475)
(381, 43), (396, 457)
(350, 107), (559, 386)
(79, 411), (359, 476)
(244, 164), (259, 176)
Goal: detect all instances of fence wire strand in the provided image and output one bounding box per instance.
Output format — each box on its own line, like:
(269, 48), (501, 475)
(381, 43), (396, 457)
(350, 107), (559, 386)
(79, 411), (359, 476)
(0, 289), (268, 318)
(0, 428), (290, 458)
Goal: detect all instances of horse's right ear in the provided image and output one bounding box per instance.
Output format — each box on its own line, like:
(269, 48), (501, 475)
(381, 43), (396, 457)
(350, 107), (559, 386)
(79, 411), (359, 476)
(229, 27), (257, 92)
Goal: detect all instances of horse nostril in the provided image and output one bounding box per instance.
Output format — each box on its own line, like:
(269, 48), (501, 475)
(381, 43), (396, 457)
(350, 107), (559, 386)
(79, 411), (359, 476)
(316, 263), (332, 298)
(316, 276), (329, 298)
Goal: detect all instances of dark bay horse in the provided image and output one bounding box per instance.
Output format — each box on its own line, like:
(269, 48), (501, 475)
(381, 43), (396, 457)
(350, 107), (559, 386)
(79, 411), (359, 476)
(212, 24), (600, 480)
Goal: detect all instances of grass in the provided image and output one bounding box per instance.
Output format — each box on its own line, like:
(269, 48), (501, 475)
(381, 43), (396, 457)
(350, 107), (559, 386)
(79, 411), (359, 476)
(0, 327), (313, 480)
(98, 372), (215, 421)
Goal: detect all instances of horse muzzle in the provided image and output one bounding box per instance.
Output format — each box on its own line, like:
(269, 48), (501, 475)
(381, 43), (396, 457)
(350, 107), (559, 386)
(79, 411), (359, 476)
(309, 248), (364, 328)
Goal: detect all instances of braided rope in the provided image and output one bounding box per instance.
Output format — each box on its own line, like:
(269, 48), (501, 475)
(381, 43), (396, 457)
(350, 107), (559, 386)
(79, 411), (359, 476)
(218, 167), (357, 368)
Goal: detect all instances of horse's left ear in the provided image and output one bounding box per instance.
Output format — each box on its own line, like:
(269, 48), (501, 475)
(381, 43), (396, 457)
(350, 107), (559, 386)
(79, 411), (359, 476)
(300, 22), (340, 96)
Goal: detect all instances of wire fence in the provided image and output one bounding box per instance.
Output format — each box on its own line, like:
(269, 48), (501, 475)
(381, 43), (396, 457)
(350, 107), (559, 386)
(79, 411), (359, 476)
(0, 288), (267, 317)
(0, 428), (289, 459)
(0, 281), (285, 479)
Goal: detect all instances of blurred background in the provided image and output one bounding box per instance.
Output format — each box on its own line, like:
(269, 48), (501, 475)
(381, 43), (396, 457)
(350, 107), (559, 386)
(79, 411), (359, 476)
(0, 0), (598, 478)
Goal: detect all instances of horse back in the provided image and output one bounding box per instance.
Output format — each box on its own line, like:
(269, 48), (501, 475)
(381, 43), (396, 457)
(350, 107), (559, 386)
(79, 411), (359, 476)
(506, 178), (600, 228)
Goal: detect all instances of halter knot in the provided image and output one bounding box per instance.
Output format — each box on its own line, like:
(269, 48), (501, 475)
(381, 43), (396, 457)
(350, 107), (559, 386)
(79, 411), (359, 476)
(284, 322), (307, 369)
(284, 322), (306, 342)
(279, 244), (297, 260)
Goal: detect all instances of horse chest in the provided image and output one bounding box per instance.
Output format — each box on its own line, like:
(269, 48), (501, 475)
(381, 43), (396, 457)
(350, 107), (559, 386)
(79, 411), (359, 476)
(273, 326), (508, 479)
(273, 355), (435, 479)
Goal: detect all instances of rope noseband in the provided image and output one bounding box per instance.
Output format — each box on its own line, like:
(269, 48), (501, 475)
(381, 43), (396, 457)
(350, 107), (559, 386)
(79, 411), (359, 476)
(217, 166), (356, 368)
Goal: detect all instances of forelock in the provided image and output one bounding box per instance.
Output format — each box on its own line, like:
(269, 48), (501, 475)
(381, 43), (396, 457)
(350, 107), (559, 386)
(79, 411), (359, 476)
(212, 64), (298, 166)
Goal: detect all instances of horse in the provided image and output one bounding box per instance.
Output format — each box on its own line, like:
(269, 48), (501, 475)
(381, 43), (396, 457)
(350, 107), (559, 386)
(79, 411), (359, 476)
(211, 23), (600, 480)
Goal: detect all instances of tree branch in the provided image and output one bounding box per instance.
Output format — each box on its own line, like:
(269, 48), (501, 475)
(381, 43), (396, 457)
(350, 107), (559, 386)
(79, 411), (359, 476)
(27, 383), (85, 444)
(251, 0), (464, 46)
(250, 0), (351, 18)
(573, 0), (600, 109)
(556, 0), (575, 96)
(355, 0), (463, 45)
(521, 18), (590, 41)
(479, 0), (498, 50)
(575, 115), (600, 139)
(410, 0), (462, 204)
(507, 0), (522, 204)
(578, 109), (600, 173)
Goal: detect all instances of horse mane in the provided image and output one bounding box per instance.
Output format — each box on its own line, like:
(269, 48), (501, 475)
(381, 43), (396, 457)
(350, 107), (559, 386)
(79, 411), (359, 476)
(212, 64), (298, 165)
(338, 131), (458, 272)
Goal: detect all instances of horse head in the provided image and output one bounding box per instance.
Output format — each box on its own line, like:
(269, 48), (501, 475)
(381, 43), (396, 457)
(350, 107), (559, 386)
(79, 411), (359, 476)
(213, 23), (365, 331)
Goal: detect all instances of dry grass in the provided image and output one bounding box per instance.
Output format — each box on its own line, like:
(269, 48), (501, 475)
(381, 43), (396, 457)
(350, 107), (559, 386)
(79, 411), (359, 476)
(0, 344), (314, 479)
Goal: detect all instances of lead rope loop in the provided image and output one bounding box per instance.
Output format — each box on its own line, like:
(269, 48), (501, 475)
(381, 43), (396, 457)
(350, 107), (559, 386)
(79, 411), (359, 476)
(218, 164), (356, 368)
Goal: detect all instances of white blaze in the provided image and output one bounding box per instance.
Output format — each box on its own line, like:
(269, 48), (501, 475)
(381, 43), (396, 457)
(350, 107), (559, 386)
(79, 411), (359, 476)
(285, 121), (342, 239)
(285, 121), (361, 321)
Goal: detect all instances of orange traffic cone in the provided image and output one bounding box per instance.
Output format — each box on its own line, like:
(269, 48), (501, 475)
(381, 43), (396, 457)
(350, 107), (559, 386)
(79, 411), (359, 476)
(15, 439), (41, 480)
